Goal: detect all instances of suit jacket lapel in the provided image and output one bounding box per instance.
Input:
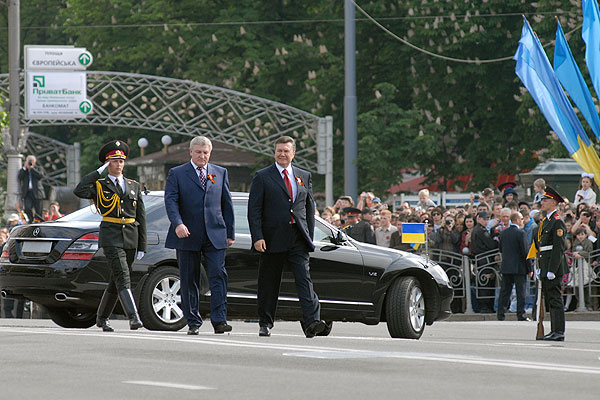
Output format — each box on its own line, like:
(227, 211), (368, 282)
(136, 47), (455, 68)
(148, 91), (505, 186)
(103, 177), (119, 196)
(185, 162), (203, 190)
(205, 163), (213, 194)
(291, 166), (306, 205)
(269, 164), (291, 199)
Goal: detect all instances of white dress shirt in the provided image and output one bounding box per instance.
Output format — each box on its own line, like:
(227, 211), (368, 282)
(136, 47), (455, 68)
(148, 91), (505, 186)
(108, 174), (125, 193)
(190, 160), (207, 183)
(275, 162), (297, 201)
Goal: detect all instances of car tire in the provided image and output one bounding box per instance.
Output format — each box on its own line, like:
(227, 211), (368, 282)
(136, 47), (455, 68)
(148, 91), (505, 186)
(300, 320), (333, 336)
(139, 266), (187, 331)
(46, 307), (96, 329)
(386, 276), (425, 339)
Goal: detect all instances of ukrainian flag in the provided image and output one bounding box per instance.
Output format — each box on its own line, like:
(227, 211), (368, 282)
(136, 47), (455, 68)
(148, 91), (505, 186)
(515, 17), (600, 179)
(401, 223), (426, 244)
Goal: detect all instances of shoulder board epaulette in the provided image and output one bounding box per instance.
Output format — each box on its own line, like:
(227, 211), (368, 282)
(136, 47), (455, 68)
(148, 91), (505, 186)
(554, 214), (561, 220)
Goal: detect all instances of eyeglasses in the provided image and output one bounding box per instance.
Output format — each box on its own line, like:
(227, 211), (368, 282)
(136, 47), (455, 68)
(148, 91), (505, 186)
(433, 213), (441, 216)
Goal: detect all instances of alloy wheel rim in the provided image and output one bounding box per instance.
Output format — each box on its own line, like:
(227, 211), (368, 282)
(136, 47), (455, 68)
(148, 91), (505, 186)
(409, 286), (425, 332)
(152, 276), (183, 323)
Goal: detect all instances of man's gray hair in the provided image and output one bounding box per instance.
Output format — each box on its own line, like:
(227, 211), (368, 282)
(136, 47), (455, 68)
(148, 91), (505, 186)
(190, 136), (212, 150)
(501, 207), (512, 215)
(26, 155), (36, 162)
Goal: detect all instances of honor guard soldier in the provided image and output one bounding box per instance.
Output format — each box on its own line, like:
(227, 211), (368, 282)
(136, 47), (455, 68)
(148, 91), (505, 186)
(73, 140), (147, 331)
(342, 207), (360, 237)
(343, 207), (376, 244)
(535, 186), (567, 341)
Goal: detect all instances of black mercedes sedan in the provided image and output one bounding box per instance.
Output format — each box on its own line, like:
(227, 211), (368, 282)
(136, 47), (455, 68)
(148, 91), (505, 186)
(0, 192), (452, 339)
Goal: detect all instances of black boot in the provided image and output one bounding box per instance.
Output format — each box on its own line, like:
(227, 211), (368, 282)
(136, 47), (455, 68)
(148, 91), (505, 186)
(96, 290), (118, 332)
(118, 289), (143, 330)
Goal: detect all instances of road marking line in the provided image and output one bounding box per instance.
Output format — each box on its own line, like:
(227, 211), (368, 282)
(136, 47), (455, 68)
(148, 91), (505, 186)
(283, 351), (600, 375)
(123, 381), (213, 390)
(0, 327), (363, 354)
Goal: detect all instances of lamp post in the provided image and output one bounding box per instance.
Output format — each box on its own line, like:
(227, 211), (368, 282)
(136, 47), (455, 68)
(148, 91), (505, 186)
(161, 135), (172, 153)
(137, 137), (148, 157)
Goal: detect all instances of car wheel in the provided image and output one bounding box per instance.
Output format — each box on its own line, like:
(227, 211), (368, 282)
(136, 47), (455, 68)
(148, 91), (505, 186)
(46, 307), (96, 329)
(139, 266), (186, 331)
(299, 320), (333, 336)
(386, 276), (426, 339)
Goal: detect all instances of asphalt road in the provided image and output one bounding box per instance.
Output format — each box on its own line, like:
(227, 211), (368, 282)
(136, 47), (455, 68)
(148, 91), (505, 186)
(1, 318), (599, 400)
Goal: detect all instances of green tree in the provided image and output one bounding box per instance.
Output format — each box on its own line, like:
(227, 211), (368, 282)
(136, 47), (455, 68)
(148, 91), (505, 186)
(356, 82), (441, 194)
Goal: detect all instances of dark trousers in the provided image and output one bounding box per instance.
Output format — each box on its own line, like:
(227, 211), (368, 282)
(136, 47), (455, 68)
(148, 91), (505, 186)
(23, 191), (42, 223)
(257, 225), (320, 328)
(176, 241), (228, 328)
(103, 247), (136, 293)
(2, 298), (25, 318)
(542, 275), (565, 333)
(497, 274), (527, 319)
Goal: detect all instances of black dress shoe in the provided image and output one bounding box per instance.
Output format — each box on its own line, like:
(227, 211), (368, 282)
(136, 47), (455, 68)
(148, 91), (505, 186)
(259, 326), (270, 337)
(304, 320), (326, 338)
(187, 325), (200, 335)
(517, 317), (532, 322)
(213, 322), (232, 334)
(96, 318), (115, 332)
(497, 314), (505, 321)
(541, 332), (565, 341)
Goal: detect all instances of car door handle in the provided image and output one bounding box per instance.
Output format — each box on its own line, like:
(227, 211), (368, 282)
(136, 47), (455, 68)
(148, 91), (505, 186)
(147, 232), (160, 245)
(319, 245), (339, 252)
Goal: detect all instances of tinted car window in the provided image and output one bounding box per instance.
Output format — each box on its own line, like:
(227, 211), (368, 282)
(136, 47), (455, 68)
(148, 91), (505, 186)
(233, 200), (250, 235)
(58, 195), (165, 224)
(314, 222), (335, 243)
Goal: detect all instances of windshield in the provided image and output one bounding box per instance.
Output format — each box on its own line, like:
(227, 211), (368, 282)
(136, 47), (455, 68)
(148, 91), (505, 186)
(57, 195), (165, 222)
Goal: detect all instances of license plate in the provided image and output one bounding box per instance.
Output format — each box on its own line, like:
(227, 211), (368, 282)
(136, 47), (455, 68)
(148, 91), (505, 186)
(21, 241), (52, 253)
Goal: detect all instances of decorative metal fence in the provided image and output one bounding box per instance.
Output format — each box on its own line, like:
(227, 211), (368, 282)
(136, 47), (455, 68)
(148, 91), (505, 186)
(428, 247), (600, 314)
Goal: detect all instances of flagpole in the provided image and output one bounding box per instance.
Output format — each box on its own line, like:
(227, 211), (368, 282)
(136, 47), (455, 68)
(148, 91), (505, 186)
(425, 222), (429, 264)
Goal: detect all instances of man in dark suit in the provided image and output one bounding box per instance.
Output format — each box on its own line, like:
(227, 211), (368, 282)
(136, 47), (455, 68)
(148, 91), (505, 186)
(247, 136), (326, 338)
(535, 186), (568, 341)
(470, 211), (498, 313)
(17, 155), (45, 222)
(74, 140), (146, 331)
(497, 211), (533, 321)
(164, 136), (235, 335)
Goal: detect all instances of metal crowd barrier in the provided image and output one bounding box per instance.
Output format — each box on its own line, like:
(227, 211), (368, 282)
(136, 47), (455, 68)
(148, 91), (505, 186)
(428, 247), (599, 314)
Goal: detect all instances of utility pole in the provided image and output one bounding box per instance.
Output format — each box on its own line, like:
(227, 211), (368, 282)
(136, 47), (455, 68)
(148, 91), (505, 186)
(3, 0), (27, 218)
(344, 0), (358, 203)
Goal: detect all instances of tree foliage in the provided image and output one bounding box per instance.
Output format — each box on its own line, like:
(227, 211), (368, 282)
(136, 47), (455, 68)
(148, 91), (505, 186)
(0, 1), (592, 196)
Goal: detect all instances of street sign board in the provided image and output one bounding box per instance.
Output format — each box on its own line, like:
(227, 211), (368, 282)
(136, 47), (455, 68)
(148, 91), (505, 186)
(25, 71), (93, 119)
(25, 46), (94, 70)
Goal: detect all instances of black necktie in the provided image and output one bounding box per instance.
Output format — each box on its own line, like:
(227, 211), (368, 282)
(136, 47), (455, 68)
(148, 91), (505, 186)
(115, 178), (123, 196)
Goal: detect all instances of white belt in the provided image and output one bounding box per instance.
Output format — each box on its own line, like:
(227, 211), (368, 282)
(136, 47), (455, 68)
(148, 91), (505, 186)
(540, 245), (553, 252)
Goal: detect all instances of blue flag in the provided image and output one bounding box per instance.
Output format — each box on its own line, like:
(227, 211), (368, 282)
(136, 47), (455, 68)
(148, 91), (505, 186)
(554, 19), (600, 140)
(514, 17), (600, 174)
(582, 0), (600, 101)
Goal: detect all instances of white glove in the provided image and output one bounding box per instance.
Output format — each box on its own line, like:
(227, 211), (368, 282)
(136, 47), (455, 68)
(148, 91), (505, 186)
(136, 251), (145, 260)
(547, 271), (556, 280)
(97, 161), (110, 174)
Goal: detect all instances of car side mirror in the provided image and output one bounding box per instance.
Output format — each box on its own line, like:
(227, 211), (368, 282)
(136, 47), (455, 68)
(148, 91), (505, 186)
(335, 230), (345, 245)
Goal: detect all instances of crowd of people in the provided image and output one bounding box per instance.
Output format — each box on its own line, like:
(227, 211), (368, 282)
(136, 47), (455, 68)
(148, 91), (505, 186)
(0, 154), (65, 319)
(319, 176), (600, 314)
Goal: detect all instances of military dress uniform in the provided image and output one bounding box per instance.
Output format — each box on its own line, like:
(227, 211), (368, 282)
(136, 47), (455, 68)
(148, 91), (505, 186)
(73, 140), (147, 331)
(536, 186), (568, 341)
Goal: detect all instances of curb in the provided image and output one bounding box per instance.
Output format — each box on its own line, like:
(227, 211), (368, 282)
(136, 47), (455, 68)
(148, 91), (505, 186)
(447, 311), (600, 322)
